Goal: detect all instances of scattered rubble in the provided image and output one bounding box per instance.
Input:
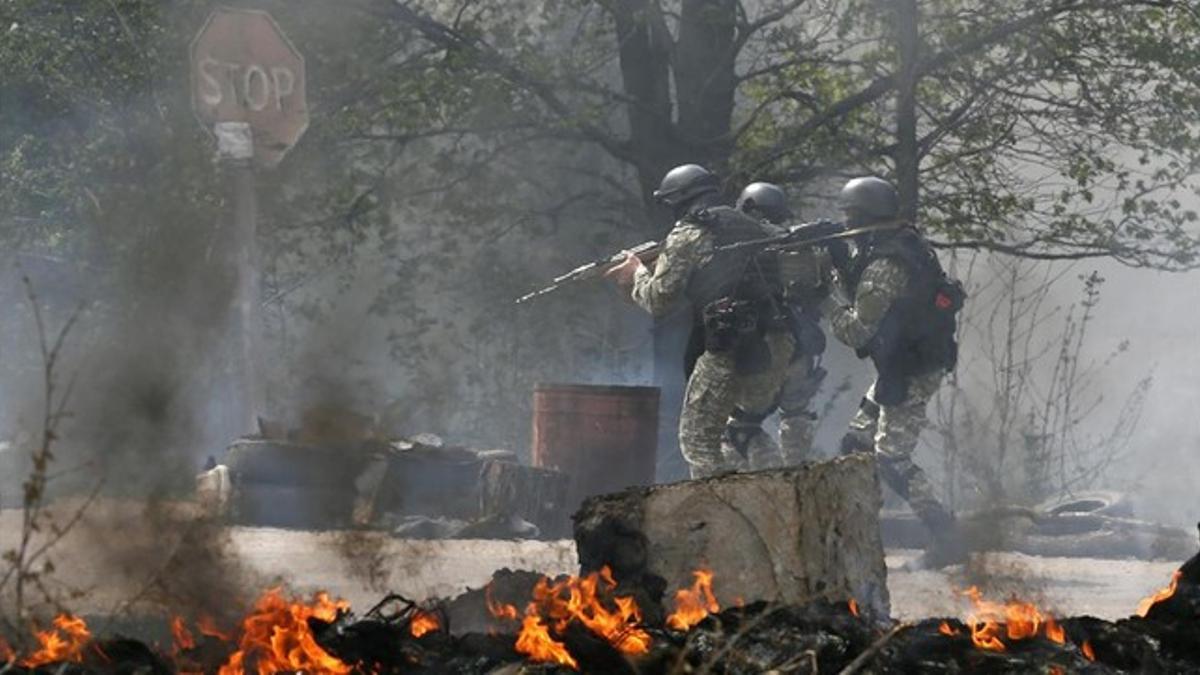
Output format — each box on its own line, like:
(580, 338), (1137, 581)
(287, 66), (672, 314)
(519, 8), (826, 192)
(196, 412), (569, 537)
(1, 543), (1198, 673)
(881, 490), (1197, 561)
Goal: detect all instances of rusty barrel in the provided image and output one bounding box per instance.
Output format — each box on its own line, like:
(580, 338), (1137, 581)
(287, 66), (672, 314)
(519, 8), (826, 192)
(532, 384), (659, 519)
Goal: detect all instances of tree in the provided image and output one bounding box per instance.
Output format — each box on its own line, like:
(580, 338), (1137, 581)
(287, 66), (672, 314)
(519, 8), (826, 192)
(351, 0), (1200, 268)
(3, 0), (1198, 479)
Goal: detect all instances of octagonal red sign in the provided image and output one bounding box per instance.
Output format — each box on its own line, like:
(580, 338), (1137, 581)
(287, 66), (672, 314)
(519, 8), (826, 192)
(190, 8), (308, 167)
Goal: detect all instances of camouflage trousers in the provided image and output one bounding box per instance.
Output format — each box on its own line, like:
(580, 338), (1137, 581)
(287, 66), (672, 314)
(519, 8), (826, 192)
(776, 354), (825, 463)
(841, 369), (954, 531)
(680, 330), (794, 478)
(720, 353), (824, 468)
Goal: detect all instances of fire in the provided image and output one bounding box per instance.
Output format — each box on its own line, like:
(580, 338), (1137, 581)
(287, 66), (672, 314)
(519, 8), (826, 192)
(216, 587), (351, 675)
(197, 614), (235, 642)
(486, 586), (520, 622)
(1082, 639), (1096, 661)
(409, 610), (441, 638)
(528, 567), (651, 656)
(171, 616), (197, 653)
(960, 587), (1067, 652)
(23, 613), (92, 667)
(1136, 570), (1181, 618)
(848, 598), (860, 617)
(0, 636), (14, 663)
(666, 568), (719, 631)
(516, 613), (577, 669)
(486, 566), (651, 668)
(938, 621), (960, 636)
(1045, 616), (1065, 644)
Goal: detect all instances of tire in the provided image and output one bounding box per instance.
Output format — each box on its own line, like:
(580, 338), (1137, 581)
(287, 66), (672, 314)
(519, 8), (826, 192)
(1036, 490), (1133, 519)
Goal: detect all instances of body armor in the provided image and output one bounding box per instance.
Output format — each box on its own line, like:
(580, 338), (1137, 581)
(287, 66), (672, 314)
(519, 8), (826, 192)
(844, 227), (963, 404)
(682, 205), (788, 376)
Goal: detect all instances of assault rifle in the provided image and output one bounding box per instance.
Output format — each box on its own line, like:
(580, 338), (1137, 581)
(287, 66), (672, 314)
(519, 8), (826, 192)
(514, 240), (662, 304)
(711, 219), (905, 256)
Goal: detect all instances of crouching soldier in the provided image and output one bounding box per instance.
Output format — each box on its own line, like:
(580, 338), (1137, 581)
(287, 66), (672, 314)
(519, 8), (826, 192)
(820, 176), (967, 568)
(606, 165), (795, 478)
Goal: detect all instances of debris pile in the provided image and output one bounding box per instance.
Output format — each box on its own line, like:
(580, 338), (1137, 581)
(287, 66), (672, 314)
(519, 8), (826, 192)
(196, 407), (568, 536)
(1, 544), (1198, 673)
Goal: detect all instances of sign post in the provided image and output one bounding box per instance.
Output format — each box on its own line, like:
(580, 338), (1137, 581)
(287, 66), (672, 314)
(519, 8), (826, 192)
(191, 8), (308, 431)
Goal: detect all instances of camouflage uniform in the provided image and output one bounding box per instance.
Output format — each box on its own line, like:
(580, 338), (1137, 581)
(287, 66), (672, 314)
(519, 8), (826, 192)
(632, 218), (795, 478)
(781, 246), (837, 460)
(823, 255), (955, 531)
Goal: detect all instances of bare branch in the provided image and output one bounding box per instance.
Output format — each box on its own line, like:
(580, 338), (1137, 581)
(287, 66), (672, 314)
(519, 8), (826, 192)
(355, 0), (636, 164)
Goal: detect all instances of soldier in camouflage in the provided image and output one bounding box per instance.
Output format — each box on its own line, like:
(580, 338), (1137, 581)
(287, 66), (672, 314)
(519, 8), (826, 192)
(606, 165), (795, 478)
(727, 182), (833, 467)
(820, 176), (967, 568)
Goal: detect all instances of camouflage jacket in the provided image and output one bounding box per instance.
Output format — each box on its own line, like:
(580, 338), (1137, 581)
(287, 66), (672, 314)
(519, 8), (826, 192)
(631, 219), (713, 317)
(822, 257), (910, 350)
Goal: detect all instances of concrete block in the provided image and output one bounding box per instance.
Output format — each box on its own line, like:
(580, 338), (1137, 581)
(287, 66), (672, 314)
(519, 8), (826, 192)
(574, 454), (890, 618)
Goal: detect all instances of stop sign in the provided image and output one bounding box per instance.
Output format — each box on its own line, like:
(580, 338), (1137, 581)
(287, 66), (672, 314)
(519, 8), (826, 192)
(190, 8), (308, 167)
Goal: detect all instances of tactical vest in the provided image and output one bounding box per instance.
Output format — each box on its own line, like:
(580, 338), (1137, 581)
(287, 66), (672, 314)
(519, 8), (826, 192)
(844, 227), (962, 388)
(684, 206), (782, 309)
(681, 206), (788, 377)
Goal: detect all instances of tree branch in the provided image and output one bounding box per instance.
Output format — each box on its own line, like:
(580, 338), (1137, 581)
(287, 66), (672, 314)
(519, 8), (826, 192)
(748, 0), (1150, 172)
(355, 0), (637, 165)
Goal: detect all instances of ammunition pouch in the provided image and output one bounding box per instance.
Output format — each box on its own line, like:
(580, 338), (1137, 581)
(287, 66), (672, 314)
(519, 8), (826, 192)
(700, 297), (784, 375)
(724, 407), (771, 459)
(702, 297), (759, 354)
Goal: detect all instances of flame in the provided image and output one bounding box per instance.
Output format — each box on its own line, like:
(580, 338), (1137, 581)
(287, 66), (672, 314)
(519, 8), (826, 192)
(216, 588), (350, 675)
(848, 598), (860, 617)
(409, 611), (441, 638)
(487, 591), (574, 667)
(1136, 570), (1181, 618)
(516, 613), (577, 669)
(0, 636), (14, 663)
(1082, 640), (1096, 661)
(198, 615), (234, 642)
(485, 567), (651, 668)
(960, 587), (1067, 652)
(23, 614), (92, 667)
(938, 621), (960, 636)
(666, 569), (719, 631)
(171, 616), (196, 653)
(528, 567), (651, 656)
(486, 585), (520, 622)
(1045, 616), (1065, 644)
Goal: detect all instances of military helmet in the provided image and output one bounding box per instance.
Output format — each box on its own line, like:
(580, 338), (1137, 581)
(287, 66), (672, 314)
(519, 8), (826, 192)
(653, 164), (720, 207)
(838, 177), (899, 222)
(736, 182), (792, 224)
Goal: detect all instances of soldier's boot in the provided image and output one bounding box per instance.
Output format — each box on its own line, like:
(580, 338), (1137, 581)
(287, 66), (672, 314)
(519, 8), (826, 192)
(840, 397), (880, 455)
(878, 456), (968, 570)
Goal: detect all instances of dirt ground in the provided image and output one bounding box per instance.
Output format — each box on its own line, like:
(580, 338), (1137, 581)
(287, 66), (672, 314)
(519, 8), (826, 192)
(0, 502), (1183, 623)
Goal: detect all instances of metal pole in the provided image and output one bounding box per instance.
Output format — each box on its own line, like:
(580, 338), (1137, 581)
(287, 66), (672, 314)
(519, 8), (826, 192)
(215, 122), (264, 434)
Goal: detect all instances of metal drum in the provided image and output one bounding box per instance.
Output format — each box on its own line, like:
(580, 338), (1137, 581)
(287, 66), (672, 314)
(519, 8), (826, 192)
(531, 384), (660, 518)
